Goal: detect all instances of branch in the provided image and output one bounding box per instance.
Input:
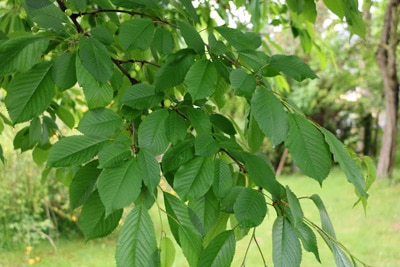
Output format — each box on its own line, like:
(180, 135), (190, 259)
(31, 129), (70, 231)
(56, 0), (86, 34)
(111, 57), (140, 85)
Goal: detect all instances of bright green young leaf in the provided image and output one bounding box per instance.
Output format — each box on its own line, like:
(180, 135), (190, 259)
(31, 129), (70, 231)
(0, 36), (49, 76)
(0, 145), (4, 164)
(303, 0), (317, 23)
(174, 156), (214, 201)
(52, 52), (77, 90)
(160, 236), (176, 267)
(194, 134), (219, 157)
(47, 135), (107, 167)
(165, 111), (190, 145)
(116, 205), (159, 267)
(210, 114), (236, 136)
(286, 186), (303, 227)
(295, 222), (321, 262)
(5, 62), (54, 124)
(121, 83), (163, 110)
(322, 0), (344, 18)
(79, 190), (123, 241)
(233, 188), (267, 228)
(69, 160), (101, 209)
(98, 139), (132, 168)
(154, 49), (195, 91)
(272, 216), (302, 267)
(251, 86), (288, 146)
(189, 191), (219, 234)
(78, 108), (122, 137)
(185, 59), (217, 101)
(98, 158), (142, 216)
(269, 55), (318, 82)
(152, 27), (175, 56)
(161, 139), (195, 173)
(215, 26), (261, 51)
(138, 148), (161, 193)
(320, 128), (367, 197)
(286, 114), (332, 184)
(138, 109), (169, 156)
(229, 68), (256, 97)
(198, 230), (236, 267)
(213, 159), (233, 199)
(119, 18), (155, 51)
(32, 146), (50, 166)
(79, 37), (114, 83)
(178, 20), (205, 54)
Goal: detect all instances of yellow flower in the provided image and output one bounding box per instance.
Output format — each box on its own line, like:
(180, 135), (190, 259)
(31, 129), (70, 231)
(26, 246), (33, 252)
(71, 215), (78, 222)
(28, 258), (35, 265)
(35, 256), (41, 262)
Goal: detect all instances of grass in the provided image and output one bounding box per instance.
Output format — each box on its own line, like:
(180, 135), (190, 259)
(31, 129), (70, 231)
(1, 168), (400, 267)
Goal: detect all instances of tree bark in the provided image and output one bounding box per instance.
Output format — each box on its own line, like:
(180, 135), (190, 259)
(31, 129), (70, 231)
(376, 0), (400, 178)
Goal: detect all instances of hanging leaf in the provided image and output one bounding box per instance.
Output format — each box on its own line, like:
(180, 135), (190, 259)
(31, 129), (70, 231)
(183, 107), (212, 134)
(233, 188), (267, 228)
(47, 135), (106, 167)
(98, 158), (142, 216)
(178, 20), (204, 54)
(212, 159), (233, 199)
(194, 133), (219, 157)
(119, 18), (155, 51)
(52, 52), (77, 90)
(165, 111), (190, 145)
(138, 109), (169, 156)
(138, 148), (161, 193)
(0, 36), (49, 76)
(247, 114), (264, 152)
(121, 83), (163, 110)
(272, 216), (302, 267)
(215, 26), (261, 51)
(161, 139), (195, 173)
(78, 108), (122, 137)
(189, 191), (219, 234)
(54, 104), (75, 129)
(269, 55), (318, 82)
(286, 114), (332, 184)
(98, 139), (132, 168)
(152, 27), (175, 56)
(116, 205), (159, 267)
(25, 0), (70, 32)
(198, 230), (236, 267)
(210, 114), (236, 136)
(285, 186), (303, 227)
(160, 236), (176, 267)
(251, 86), (288, 146)
(229, 68), (256, 97)
(295, 222), (321, 262)
(5, 62), (54, 125)
(185, 59), (217, 101)
(286, 0), (305, 13)
(79, 190), (123, 241)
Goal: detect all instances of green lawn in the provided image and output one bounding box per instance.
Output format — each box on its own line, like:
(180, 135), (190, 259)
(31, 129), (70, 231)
(1, 169), (399, 267)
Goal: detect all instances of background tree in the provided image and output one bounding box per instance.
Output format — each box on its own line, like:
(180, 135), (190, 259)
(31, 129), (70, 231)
(0, 0), (375, 266)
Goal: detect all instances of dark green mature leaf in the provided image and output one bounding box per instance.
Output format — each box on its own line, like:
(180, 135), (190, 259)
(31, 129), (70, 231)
(69, 160), (101, 209)
(286, 114), (331, 184)
(220, 186), (245, 213)
(54, 104), (75, 129)
(25, 0), (70, 32)
(67, 0), (87, 11)
(233, 188), (267, 228)
(177, 0), (200, 23)
(272, 216), (302, 267)
(247, 114), (264, 152)
(229, 68), (256, 97)
(91, 26), (114, 45)
(98, 138), (132, 168)
(195, 134), (219, 157)
(78, 108), (122, 137)
(116, 205), (159, 267)
(251, 86), (288, 145)
(286, 186), (303, 227)
(178, 21), (205, 54)
(154, 49), (195, 91)
(320, 128), (367, 197)
(79, 190), (123, 241)
(166, 111), (190, 145)
(98, 158), (142, 216)
(174, 156), (214, 201)
(269, 55), (318, 82)
(189, 191), (220, 235)
(5, 62), (54, 124)
(213, 159), (233, 199)
(52, 52), (77, 90)
(161, 139), (195, 173)
(295, 222), (320, 262)
(215, 26), (261, 51)
(0, 36), (49, 76)
(287, 0), (305, 13)
(47, 135), (107, 167)
(79, 37), (114, 83)
(0, 145), (4, 163)
(152, 27), (175, 56)
(183, 107), (212, 134)
(138, 109), (169, 155)
(119, 18), (155, 51)
(185, 59), (217, 101)
(160, 236), (175, 267)
(210, 114), (236, 136)
(198, 230), (236, 267)
(121, 84), (163, 110)
(138, 148), (160, 193)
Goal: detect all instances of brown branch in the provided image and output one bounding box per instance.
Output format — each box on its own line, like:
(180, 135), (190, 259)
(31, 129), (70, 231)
(56, 0), (86, 34)
(111, 57), (140, 85)
(117, 59), (160, 68)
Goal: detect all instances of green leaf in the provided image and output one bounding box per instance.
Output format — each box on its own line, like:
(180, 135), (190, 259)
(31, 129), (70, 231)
(13, 127), (34, 152)
(185, 59), (217, 101)
(0, 36), (49, 76)
(247, 114), (264, 152)
(285, 186), (303, 227)
(303, 0), (317, 23)
(251, 86), (288, 145)
(154, 49), (195, 91)
(229, 68), (256, 97)
(152, 27), (174, 56)
(295, 222), (320, 262)
(183, 107), (212, 134)
(25, 0), (70, 32)
(69, 160), (101, 209)
(138, 148), (160, 193)
(215, 26), (261, 51)
(189, 191), (219, 234)
(322, 0), (344, 18)
(67, 0), (87, 11)
(91, 26), (114, 45)
(269, 55), (318, 82)
(0, 145), (4, 164)
(79, 37), (114, 83)
(79, 190), (123, 241)
(52, 52), (77, 90)
(29, 117), (41, 146)
(119, 18), (155, 51)
(174, 156), (214, 201)
(5, 62), (54, 124)
(54, 105), (75, 129)
(320, 128), (367, 197)
(161, 139), (195, 173)
(286, 114), (332, 184)
(213, 159), (233, 199)
(138, 109), (169, 155)
(160, 236), (176, 267)
(195, 134), (219, 157)
(198, 230), (236, 267)
(121, 83), (163, 109)
(286, 0), (305, 13)
(165, 111), (190, 145)
(210, 114), (236, 136)
(203, 213), (230, 247)
(78, 108), (122, 137)
(220, 186), (245, 213)
(116, 205), (159, 267)
(32, 146), (50, 166)
(98, 158), (142, 216)
(272, 216), (302, 267)
(178, 21), (205, 54)
(47, 135), (107, 167)
(177, 0), (200, 23)
(233, 188), (267, 228)
(98, 138), (132, 168)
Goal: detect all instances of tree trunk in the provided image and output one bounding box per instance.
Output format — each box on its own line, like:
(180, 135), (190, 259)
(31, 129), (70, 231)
(376, 0), (400, 178)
